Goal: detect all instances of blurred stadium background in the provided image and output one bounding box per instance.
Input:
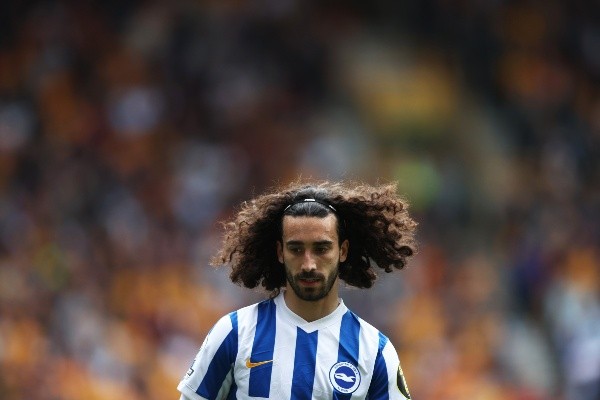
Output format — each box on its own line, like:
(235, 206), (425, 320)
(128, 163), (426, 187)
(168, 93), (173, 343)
(0, 1), (599, 399)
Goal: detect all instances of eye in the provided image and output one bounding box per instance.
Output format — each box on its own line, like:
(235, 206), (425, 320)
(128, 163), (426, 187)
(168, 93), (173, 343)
(288, 247), (303, 254)
(315, 246), (329, 254)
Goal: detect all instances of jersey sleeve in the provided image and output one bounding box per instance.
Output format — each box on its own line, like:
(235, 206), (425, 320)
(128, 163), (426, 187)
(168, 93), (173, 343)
(367, 334), (411, 400)
(177, 312), (239, 400)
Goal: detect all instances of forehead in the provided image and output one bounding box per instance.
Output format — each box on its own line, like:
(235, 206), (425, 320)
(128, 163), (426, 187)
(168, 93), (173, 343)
(281, 215), (339, 242)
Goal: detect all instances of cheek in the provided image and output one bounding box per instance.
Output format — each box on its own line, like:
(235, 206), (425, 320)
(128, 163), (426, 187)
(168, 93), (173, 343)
(323, 253), (341, 267)
(281, 251), (300, 267)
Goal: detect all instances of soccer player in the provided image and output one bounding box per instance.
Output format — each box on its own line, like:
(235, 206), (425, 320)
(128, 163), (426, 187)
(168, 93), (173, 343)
(178, 180), (417, 400)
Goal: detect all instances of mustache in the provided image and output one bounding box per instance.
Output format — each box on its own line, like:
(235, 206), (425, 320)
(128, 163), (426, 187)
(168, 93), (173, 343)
(296, 272), (324, 280)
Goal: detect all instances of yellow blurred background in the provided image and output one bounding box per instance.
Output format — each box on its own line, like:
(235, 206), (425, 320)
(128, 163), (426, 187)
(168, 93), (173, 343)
(0, 1), (599, 399)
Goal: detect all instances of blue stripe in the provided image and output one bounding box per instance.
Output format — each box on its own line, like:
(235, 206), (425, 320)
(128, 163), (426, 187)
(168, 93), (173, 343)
(197, 312), (238, 400)
(367, 332), (389, 400)
(333, 311), (361, 400)
(291, 328), (319, 400)
(249, 299), (277, 397)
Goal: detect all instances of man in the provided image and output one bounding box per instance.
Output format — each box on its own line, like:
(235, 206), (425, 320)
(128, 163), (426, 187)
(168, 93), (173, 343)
(178, 180), (417, 400)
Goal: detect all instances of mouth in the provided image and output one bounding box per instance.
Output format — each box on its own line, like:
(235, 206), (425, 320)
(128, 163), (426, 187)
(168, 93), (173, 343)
(297, 276), (323, 286)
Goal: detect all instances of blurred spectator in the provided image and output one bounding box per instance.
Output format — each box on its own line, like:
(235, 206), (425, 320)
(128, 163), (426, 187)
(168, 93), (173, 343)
(0, 1), (598, 399)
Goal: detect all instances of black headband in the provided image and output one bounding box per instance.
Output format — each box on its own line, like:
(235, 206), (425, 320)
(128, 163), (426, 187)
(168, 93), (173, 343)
(284, 198), (337, 213)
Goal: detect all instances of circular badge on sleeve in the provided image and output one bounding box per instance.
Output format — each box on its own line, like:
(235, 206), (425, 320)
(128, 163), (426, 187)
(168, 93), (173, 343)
(329, 362), (361, 394)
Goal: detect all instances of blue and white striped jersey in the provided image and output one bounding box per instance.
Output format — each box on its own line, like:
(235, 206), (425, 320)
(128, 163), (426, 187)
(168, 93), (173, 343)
(178, 292), (410, 400)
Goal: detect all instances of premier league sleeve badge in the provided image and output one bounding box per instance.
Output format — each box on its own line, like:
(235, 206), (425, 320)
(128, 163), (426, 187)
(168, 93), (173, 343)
(396, 365), (411, 399)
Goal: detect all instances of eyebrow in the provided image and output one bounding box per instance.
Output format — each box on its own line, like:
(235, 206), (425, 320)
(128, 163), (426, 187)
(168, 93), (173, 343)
(285, 240), (334, 246)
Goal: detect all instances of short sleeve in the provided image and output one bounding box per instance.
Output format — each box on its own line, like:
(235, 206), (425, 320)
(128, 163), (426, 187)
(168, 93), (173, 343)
(368, 335), (411, 400)
(177, 312), (239, 400)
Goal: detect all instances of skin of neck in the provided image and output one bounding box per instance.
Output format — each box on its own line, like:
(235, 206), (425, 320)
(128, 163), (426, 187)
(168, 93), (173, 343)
(283, 278), (341, 322)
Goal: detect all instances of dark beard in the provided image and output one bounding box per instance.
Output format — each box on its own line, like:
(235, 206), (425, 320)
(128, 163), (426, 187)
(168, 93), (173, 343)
(285, 264), (339, 302)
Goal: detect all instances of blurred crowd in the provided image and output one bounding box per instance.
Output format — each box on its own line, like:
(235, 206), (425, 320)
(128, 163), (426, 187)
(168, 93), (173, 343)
(0, 0), (599, 399)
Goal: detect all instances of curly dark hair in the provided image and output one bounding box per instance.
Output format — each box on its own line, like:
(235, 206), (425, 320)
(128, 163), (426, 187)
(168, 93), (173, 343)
(211, 180), (418, 296)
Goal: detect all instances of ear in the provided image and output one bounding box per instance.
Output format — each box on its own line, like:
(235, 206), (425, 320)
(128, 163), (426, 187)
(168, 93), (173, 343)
(277, 241), (284, 263)
(339, 239), (349, 263)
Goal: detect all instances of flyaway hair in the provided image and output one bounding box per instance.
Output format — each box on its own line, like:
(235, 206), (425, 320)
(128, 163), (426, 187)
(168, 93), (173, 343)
(211, 180), (418, 296)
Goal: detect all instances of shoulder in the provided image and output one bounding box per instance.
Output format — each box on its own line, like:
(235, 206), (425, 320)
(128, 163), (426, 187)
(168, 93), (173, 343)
(222, 297), (276, 334)
(219, 297), (274, 320)
(235, 296), (275, 314)
(351, 310), (403, 372)
(338, 308), (397, 366)
(348, 310), (391, 348)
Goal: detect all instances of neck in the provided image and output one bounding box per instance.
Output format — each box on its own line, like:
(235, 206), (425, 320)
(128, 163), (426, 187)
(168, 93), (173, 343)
(283, 283), (340, 322)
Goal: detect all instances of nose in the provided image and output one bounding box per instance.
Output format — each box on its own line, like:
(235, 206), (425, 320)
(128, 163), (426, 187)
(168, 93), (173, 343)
(301, 251), (317, 272)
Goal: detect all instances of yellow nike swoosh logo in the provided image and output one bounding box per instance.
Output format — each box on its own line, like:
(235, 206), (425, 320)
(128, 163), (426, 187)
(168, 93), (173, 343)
(245, 357), (273, 368)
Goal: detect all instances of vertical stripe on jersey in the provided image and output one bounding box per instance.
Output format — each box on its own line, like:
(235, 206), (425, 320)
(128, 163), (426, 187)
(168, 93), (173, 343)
(226, 372), (237, 400)
(248, 299), (277, 397)
(367, 332), (390, 400)
(334, 311), (361, 400)
(291, 328), (319, 400)
(197, 312), (239, 399)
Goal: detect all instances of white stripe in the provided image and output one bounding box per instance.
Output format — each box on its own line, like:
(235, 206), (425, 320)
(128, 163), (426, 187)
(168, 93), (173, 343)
(272, 307), (297, 400)
(358, 317), (381, 375)
(382, 341), (408, 399)
(231, 303), (260, 398)
(312, 320), (343, 398)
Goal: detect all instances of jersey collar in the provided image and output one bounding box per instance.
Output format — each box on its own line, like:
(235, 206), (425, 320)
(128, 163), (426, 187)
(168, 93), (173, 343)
(274, 290), (349, 333)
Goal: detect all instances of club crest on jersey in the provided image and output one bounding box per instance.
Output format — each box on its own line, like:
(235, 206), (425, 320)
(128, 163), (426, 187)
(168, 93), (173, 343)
(329, 361), (361, 394)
